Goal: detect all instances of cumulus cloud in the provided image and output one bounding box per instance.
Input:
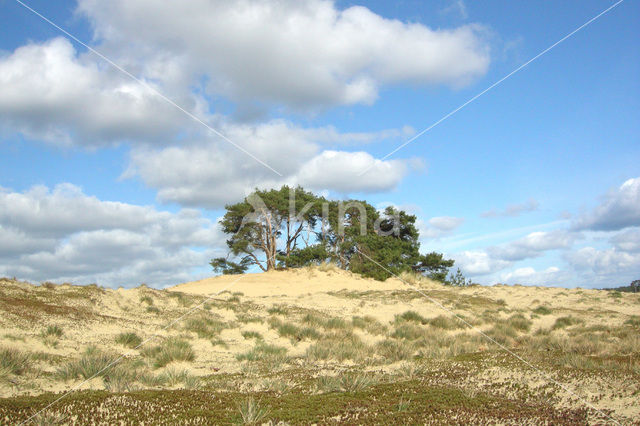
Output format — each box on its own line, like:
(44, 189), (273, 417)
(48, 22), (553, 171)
(0, 184), (225, 287)
(488, 230), (579, 261)
(0, 38), (189, 147)
(565, 246), (640, 287)
(451, 250), (511, 275)
(418, 216), (465, 240)
(499, 266), (566, 286)
(481, 198), (539, 218)
(125, 120), (416, 208)
(574, 177), (640, 231)
(610, 228), (640, 253)
(77, 0), (490, 109)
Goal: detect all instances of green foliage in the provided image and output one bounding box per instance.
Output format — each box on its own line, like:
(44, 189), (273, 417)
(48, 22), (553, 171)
(552, 316), (583, 330)
(215, 186), (454, 281)
(447, 268), (473, 287)
(56, 347), (115, 380)
(0, 348), (31, 376)
(43, 325), (64, 338)
(116, 332), (143, 348)
(210, 257), (252, 275)
(533, 306), (552, 315)
(141, 338), (195, 368)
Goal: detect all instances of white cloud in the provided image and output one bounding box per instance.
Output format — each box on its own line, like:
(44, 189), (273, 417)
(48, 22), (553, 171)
(489, 230), (579, 261)
(429, 216), (464, 231)
(77, 0), (490, 109)
(481, 198), (539, 218)
(610, 228), (640, 253)
(0, 38), (188, 147)
(0, 184), (225, 287)
(441, 0), (468, 20)
(452, 250), (511, 275)
(418, 216), (465, 240)
(125, 121), (416, 208)
(499, 266), (565, 286)
(565, 246), (640, 287)
(296, 150), (409, 193)
(566, 246), (640, 272)
(574, 177), (640, 231)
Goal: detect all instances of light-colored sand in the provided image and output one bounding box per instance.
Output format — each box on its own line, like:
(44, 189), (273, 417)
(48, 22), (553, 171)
(170, 267), (409, 297)
(1, 269), (639, 422)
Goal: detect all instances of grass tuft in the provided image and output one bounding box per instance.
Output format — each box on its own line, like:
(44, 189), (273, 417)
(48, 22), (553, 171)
(141, 338), (195, 368)
(115, 332), (142, 348)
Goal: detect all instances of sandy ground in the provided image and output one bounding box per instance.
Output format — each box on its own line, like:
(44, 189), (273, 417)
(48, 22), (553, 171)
(0, 268), (638, 422)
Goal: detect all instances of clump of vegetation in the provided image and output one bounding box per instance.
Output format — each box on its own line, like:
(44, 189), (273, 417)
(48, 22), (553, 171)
(40, 325), (64, 348)
(375, 339), (414, 362)
(624, 315), (640, 327)
(237, 343), (288, 365)
(506, 313), (532, 332)
(396, 310), (428, 324)
(486, 323), (518, 346)
(429, 315), (464, 330)
(306, 332), (368, 362)
(552, 316), (584, 330)
(146, 306), (160, 314)
(316, 373), (377, 393)
(56, 346), (117, 380)
(352, 315), (387, 334)
(141, 338), (195, 368)
(392, 323), (425, 340)
(273, 321), (321, 342)
(42, 325), (63, 338)
(241, 331), (263, 340)
(140, 295), (154, 305)
(324, 317), (349, 330)
(0, 348), (31, 378)
(237, 397), (269, 424)
(533, 305), (552, 315)
(267, 305), (289, 315)
(115, 332), (143, 348)
(183, 314), (228, 339)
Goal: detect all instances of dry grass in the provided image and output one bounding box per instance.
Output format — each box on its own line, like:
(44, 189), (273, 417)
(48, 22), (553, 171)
(115, 332), (142, 348)
(141, 338), (195, 368)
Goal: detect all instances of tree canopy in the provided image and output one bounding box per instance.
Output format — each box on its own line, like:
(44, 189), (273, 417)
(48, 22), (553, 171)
(211, 185), (456, 282)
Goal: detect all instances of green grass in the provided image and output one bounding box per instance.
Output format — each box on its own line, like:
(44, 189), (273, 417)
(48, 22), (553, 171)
(183, 315), (228, 339)
(237, 343), (288, 365)
(237, 397), (269, 424)
(272, 321), (321, 342)
(267, 305), (289, 315)
(42, 325), (63, 338)
(115, 332), (143, 348)
(552, 316), (584, 330)
(305, 332), (368, 362)
(0, 348), (31, 377)
(391, 323), (425, 340)
(533, 306), (552, 315)
(56, 347), (116, 380)
(241, 331), (263, 340)
(624, 315), (640, 327)
(140, 295), (154, 305)
(429, 315), (463, 330)
(351, 315), (387, 334)
(141, 338), (195, 368)
(375, 339), (414, 362)
(397, 310), (428, 324)
(146, 306), (160, 314)
(506, 313), (532, 332)
(316, 373), (377, 393)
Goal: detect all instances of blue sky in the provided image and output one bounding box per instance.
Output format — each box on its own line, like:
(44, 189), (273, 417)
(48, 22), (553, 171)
(0, 0), (638, 288)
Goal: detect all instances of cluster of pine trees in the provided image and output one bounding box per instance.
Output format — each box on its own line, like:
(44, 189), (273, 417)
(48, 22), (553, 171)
(211, 186), (459, 282)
